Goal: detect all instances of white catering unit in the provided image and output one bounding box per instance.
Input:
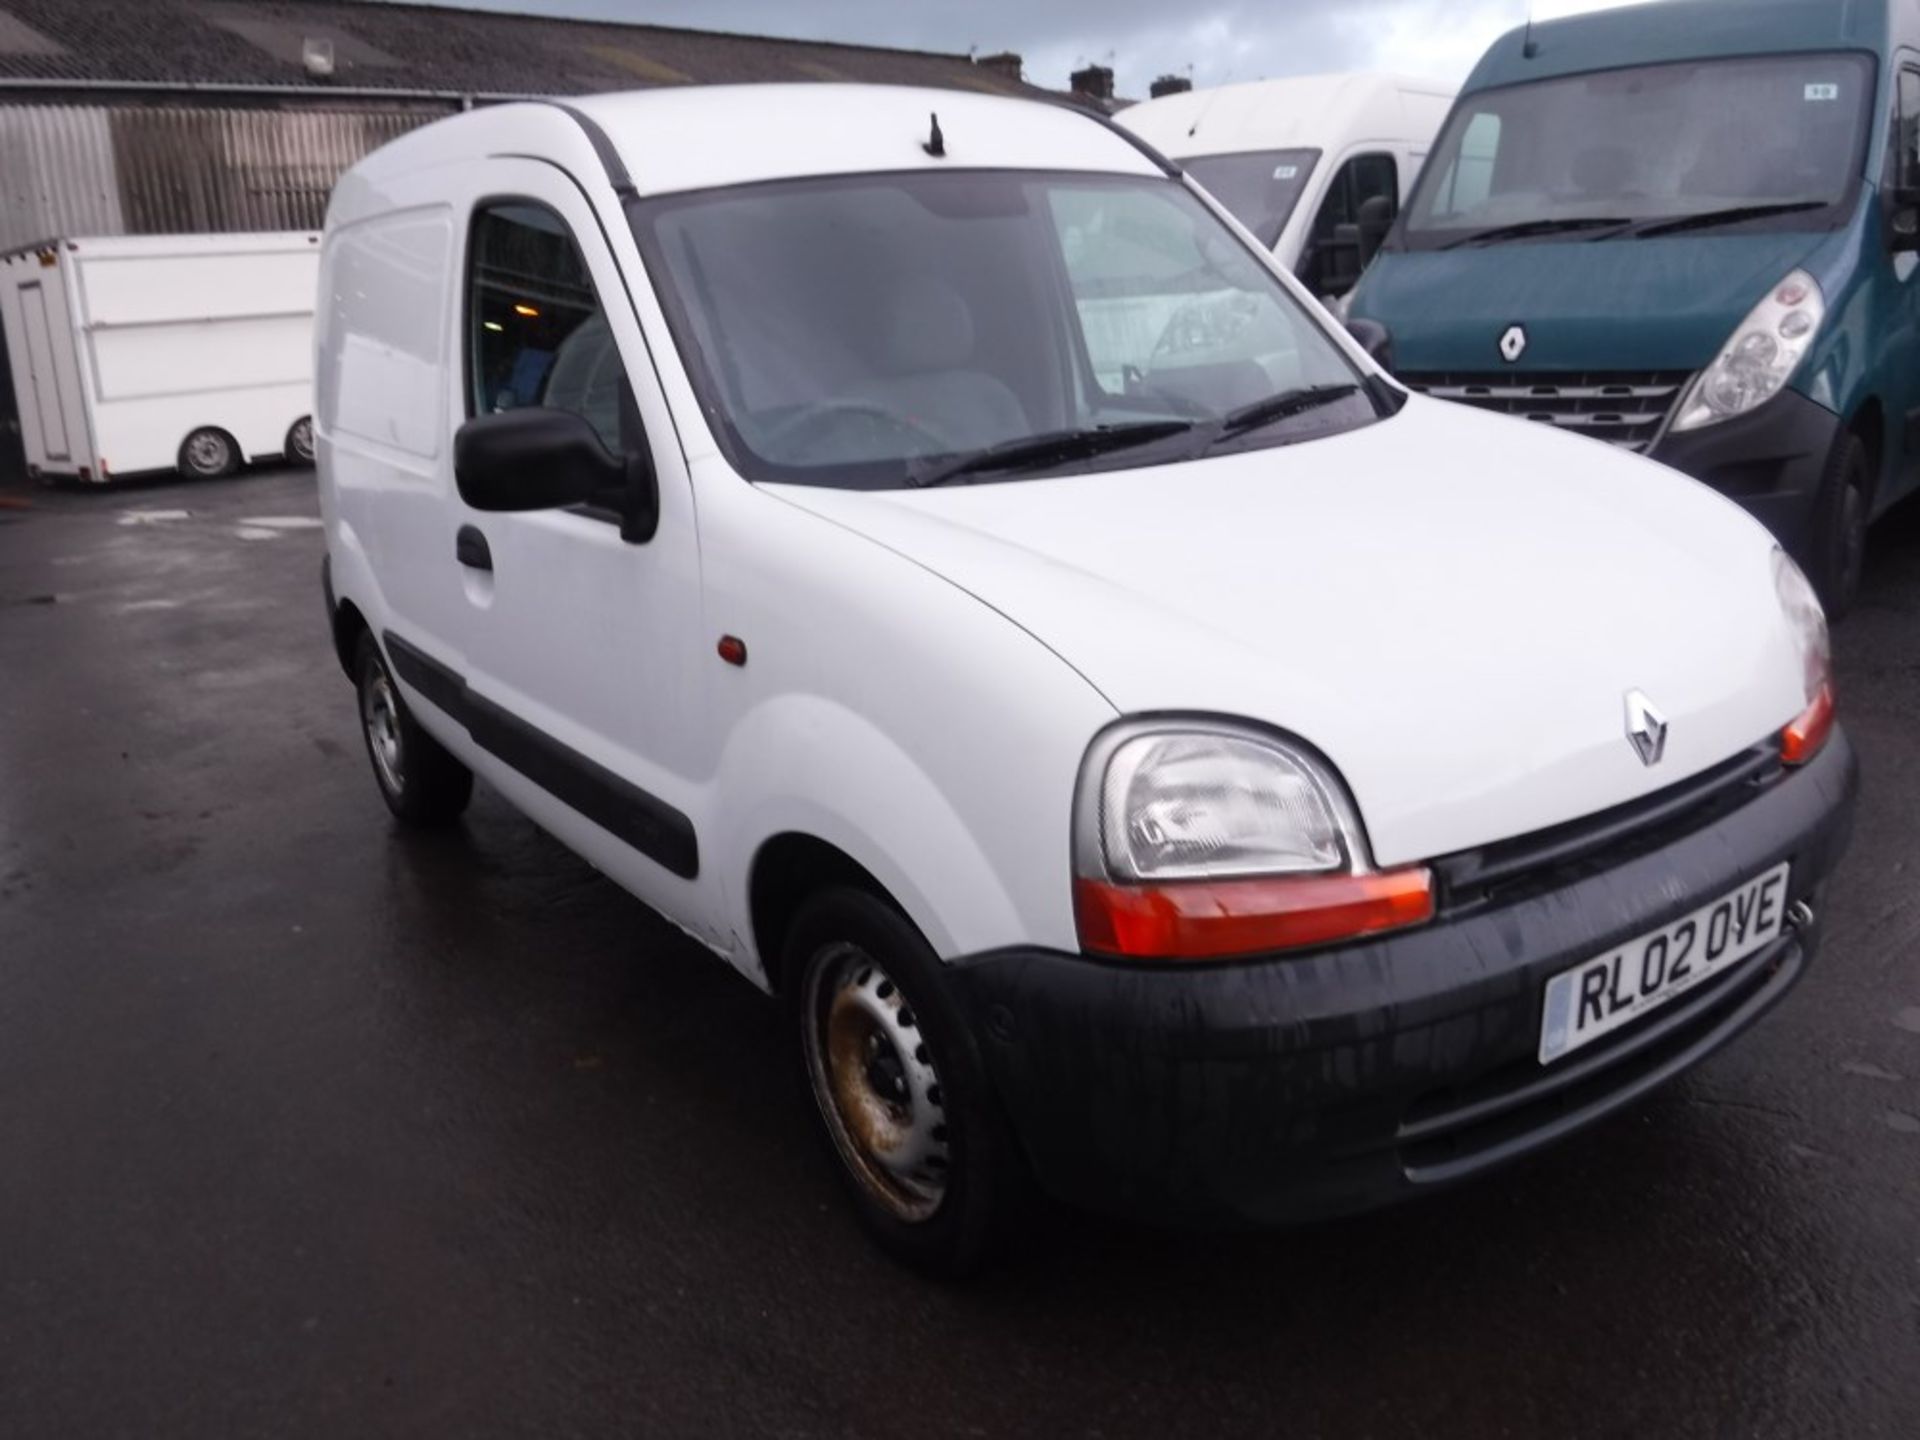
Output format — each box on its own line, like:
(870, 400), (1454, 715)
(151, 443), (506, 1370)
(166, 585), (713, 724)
(0, 232), (320, 482)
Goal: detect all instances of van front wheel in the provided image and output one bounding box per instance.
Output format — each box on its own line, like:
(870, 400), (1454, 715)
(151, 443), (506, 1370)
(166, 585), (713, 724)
(790, 888), (1025, 1276)
(1809, 430), (1870, 619)
(354, 632), (472, 826)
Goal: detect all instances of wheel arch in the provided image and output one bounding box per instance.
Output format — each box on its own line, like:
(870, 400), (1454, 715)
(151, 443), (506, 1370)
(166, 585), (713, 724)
(330, 594), (371, 680)
(749, 833), (905, 996)
(716, 696), (1048, 993)
(1845, 394), (1886, 508)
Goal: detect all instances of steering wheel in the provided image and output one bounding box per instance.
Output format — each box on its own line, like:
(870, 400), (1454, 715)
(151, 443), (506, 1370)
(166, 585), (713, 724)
(763, 400), (955, 457)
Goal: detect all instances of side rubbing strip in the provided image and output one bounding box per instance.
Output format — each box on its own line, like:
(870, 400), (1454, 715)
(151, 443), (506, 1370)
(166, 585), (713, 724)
(544, 102), (637, 197)
(382, 631), (698, 879)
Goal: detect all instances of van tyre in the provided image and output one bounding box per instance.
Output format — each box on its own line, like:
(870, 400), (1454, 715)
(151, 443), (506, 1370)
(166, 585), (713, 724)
(790, 887), (1026, 1277)
(1810, 430), (1870, 620)
(286, 416), (315, 467)
(354, 632), (473, 826)
(178, 426), (239, 479)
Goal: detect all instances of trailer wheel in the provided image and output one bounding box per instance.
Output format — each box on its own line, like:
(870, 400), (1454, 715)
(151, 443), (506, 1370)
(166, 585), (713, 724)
(285, 416), (315, 467)
(178, 427), (239, 480)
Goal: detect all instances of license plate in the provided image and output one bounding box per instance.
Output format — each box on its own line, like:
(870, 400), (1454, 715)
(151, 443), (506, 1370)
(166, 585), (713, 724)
(1538, 862), (1791, 1065)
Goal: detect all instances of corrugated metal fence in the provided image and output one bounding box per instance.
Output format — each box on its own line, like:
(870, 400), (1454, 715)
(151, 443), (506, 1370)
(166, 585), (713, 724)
(0, 104), (443, 251)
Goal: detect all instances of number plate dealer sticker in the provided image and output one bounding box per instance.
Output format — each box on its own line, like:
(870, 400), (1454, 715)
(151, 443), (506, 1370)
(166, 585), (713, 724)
(1539, 862), (1791, 1065)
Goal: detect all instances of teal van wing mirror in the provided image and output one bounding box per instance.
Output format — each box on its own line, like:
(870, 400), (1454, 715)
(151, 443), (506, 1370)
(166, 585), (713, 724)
(1890, 187), (1920, 254)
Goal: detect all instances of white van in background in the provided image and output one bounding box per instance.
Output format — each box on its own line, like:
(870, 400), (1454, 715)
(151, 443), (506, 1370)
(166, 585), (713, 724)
(0, 232), (319, 483)
(1118, 73), (1455, 301)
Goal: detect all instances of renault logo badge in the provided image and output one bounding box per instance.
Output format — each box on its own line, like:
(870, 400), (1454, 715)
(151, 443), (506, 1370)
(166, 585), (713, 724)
(1625, 690), (1668, 767)
(1499, 324), (1528, 363)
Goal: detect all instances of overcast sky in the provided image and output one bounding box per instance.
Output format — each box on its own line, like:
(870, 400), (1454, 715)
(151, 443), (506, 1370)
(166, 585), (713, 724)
(387, 0), (1657, 96)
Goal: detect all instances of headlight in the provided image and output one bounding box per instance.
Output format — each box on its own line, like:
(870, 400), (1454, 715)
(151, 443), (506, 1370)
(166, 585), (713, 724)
(1073, 720), (1433, 960)
(1098, 731), (1348, 881)
(1672, 271), (1824, 433)
(1774, 548), (1836, 766)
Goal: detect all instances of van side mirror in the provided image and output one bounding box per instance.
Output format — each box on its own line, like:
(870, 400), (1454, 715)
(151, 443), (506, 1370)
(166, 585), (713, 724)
(1890, 186), (1920, 254)
(455, 409), (618, 512)
(1343, 317), (1394, 370)
(1356, 194), (1395, 267)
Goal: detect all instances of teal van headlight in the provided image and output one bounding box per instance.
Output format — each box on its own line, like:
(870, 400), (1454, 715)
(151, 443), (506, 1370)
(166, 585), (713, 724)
(1673, 271), (1825, 433)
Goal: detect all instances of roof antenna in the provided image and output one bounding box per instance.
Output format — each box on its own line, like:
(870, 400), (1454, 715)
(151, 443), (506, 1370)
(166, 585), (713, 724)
(1522, 1), (1539, 59)
(924, 112), (946, 158)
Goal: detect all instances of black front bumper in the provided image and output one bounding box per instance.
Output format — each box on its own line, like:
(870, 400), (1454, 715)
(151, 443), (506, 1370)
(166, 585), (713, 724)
(947, 733), (1857, 1227)
(1650, 387), (1841, 564)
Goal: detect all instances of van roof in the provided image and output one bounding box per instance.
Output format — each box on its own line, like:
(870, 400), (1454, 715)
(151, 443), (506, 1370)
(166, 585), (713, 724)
(569, 83), (1163, 195)
(1115, 73), (1457, 159)
(1467, 0), (1913, 94)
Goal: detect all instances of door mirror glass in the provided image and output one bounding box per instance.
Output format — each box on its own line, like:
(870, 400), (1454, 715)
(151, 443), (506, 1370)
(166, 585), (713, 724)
(453, 408), (623, 512)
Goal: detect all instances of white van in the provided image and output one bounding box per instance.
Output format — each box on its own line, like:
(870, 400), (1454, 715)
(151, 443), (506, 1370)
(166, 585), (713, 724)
(0, 232), (319, 482)
(1118, 73), (1455, 300)
(318, 85), (1854, 1273)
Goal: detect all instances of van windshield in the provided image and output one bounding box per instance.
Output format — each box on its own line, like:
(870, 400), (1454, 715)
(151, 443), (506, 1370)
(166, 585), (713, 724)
(1402, 52), (1874, 249)
(628, 171), (1374, 490)
(1181, 149), (1320, 247)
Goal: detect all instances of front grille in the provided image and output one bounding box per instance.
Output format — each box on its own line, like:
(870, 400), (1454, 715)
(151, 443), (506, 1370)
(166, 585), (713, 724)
(1433, 743), (1787, 915)
(1399, 370), (1692, 452)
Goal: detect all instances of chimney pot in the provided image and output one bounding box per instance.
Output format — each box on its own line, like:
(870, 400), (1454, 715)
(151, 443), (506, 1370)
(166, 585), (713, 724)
(975, 51), (1024, 84)
(1070, 63), (1115, 102)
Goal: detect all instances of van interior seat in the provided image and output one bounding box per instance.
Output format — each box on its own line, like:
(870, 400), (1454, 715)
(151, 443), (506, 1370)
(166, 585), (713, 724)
(845, 278), (1030, 451)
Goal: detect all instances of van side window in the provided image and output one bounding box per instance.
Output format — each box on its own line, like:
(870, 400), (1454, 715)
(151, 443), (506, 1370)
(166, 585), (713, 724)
(466, 202), (634, 504)
(1300, 153), (1398, 298)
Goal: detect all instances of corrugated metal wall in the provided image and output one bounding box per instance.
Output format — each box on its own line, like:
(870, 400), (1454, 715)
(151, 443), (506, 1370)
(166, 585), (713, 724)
(0, 106), (123, 246)
(0, 104), (442, 251)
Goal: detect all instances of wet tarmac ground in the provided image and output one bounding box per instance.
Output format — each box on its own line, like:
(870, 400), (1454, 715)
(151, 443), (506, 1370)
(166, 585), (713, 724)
(1, 467), (1917, 1438)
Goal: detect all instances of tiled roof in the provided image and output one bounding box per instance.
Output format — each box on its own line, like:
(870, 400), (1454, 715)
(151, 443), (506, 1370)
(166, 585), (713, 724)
(0, 0), (1058, 102)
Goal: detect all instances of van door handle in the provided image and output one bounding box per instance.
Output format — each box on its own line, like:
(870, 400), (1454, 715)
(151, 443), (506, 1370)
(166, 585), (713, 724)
(455, 525), (493, 572)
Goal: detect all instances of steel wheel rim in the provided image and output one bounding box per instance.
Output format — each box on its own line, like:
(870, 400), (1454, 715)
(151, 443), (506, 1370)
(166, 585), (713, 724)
(187, 431), (228, 474)
(361, 667), (405, 796)
(802, 943), (950, 1221)
(290, 419), (314, 462)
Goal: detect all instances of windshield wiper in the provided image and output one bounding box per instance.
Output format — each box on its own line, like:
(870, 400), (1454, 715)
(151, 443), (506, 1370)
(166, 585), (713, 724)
(905, 420), (1193, 489)
(1440, 216), (1635, 250)
(1627, 201), (1828, 239)
(1204, 383), (1363, 448)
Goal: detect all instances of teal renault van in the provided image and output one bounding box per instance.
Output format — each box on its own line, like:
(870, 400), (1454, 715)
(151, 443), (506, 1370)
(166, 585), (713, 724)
(1347, 0), (1920, 614)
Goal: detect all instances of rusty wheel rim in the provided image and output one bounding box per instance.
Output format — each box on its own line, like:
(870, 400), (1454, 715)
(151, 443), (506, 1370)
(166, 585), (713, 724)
(802, 943), (950, 1222)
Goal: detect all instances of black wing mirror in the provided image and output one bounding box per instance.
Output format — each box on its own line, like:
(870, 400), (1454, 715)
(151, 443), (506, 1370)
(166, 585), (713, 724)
(452, 408), (661, 546)
(455, 409), (619, 513)
(1356, 194), (1395, 268)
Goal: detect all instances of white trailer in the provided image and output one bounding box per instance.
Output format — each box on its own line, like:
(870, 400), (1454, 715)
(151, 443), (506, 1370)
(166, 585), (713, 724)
(0, 232), (319, 482)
